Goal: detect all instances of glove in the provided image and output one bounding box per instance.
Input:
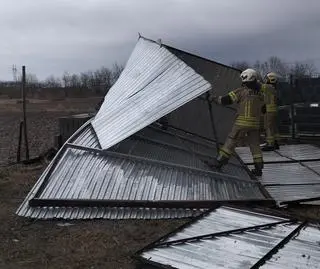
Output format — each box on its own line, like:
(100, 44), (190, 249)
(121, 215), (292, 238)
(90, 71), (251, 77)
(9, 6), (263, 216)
(209, 94), (219, 104)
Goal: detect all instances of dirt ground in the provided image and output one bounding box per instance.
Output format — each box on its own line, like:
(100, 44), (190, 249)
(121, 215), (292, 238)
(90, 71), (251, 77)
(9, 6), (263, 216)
(0, 97), (102, 166)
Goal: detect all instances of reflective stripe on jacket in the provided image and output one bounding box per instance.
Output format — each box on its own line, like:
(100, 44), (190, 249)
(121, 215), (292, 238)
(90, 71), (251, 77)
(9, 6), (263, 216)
(226, 86), (264, 129)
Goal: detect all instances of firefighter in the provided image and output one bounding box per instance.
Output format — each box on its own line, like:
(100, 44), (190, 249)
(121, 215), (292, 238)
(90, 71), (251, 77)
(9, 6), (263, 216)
(208, 68), (265, 176)
(261, 72), (280, 151)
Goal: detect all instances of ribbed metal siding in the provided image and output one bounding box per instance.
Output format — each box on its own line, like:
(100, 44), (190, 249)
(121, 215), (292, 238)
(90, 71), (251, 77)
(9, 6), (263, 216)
(39, 148), (262, 201)
(92, 38), (212, 149)
(141, 223), (298, 269)
(16, 147), (203, 219)
(139, 126), (241, 166)
(16, 146), (264, 219)
(139, 207), (320, 269)
(236, 147), (290, 164)
(113, 136), (250, 180)
(277, 144), (320, 161)
(164, 207), (288, 242)
(237, 144), (320, 204)
(265, 185), (320, 202)
(261, 225), (320, 269)
(166, 47), (241, 143)
(248, 163), (320, 185)
(71, 123), (100, 149)
(302, 161), (320, 174)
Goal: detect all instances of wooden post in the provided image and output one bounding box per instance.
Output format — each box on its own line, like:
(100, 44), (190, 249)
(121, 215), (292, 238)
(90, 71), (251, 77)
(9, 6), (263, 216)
(290, 74), (295, 140)
(16, 121), (23, 162)
(22, 66), (29, 160)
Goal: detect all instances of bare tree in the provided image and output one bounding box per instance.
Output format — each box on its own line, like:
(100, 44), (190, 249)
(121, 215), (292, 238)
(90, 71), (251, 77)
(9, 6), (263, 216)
(70, 74), (81, 87)
(268, 56), (288, 77)
(253, 56), (288, 81)
(44, 75), (62, 88)
(62, 72), (72, 88)
(85, 70), (95, 88)
(26, 73), (40, 88)
(231, 61), (250, 71)
(80, 72), (90, 88)
(290, 61), (317, 78)
(111, 63), (124, 84)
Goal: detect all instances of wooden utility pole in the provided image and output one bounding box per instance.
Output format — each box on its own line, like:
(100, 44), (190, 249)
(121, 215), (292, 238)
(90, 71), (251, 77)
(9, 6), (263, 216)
(22, 66), (29, 160)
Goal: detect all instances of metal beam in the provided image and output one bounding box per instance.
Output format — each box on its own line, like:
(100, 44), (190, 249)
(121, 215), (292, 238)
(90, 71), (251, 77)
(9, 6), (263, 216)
(66, 143), (256, 183)
(250, 221), (307, 269)
(152, 220), (292, 248)
(29, 198), (276, 209)
(132, 134), (213, 160)
(149, 125), (218, 148)
(244, 158), (320, 166)
(280, 196), (320, 205)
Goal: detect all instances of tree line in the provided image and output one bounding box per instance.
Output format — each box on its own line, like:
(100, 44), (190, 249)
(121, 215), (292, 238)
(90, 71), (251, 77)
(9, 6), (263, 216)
(231, 56), (318, 80)
(0, 63), (124, 90)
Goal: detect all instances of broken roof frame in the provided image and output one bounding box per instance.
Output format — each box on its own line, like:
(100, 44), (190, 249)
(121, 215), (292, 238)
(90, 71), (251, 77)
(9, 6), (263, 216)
(134, 206), (296, 255)
(135, 205), (319, 269)
(29, 131), (274, 209)
(18, 35), (276, 219)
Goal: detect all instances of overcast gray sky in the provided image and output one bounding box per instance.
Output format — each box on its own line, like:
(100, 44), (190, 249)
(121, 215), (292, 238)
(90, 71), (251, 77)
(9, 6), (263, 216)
(1, 0), (320, 80)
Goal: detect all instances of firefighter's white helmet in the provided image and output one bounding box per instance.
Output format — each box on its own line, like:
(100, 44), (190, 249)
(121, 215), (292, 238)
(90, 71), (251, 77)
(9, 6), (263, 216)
(266, 72), (278, 84)
(240, 68), (258, 82)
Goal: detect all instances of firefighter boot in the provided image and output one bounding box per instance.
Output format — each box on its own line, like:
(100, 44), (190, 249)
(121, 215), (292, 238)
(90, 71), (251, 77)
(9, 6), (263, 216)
(214, 155), (229, 170)
(261, 144), (275, 151)
(274, 140), (280, 150)
(251, 162), (263, 177)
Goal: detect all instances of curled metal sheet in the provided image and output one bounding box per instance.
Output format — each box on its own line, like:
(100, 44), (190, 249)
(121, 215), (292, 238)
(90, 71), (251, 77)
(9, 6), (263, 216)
(92, 37), (212, 149)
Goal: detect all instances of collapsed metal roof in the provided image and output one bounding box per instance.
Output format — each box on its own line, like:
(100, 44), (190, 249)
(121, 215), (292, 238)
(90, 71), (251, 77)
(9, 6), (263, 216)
(236, 144), (320, 205)
(16, 36), (271, 220)
(16, 121), (269, 219)
(137, 206), (320, 269)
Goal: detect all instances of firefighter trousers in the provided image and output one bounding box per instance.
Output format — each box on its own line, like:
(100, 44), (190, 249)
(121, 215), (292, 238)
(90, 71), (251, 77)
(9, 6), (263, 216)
(219, 124), (263, 168)
(264, 112), (279, 145)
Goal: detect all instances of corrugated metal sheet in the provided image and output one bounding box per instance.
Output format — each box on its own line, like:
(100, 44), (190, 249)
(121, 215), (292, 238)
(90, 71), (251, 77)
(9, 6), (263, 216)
(141, 222), (298, 268)
(248, 163), (320, 185)
(236, 147), (290, 164)
(265, 185), (320, 203)
(260, 225), (320, 269)
(302, 161), (320, 174)
(166, 46), (241, 143)
(138, 126), (241, 166)
(92, 37), (212, 149)
(17, 147), (263, 219)
(112, 133), (250, 180)
(277, 144), (320, 161)
(237, 144), (320, 204)
(164, 207), (288, 242)
(35, 148), (262, 201)
(138, 206), (320, 269)
(71, 123), (100, 149)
